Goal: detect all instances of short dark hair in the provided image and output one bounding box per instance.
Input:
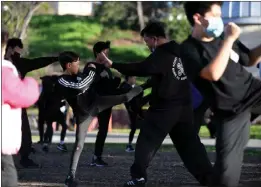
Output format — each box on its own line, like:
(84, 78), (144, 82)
(184, 1), (223, 26)
(125, 75), (134, 81)
(1, 25), (9, 48)
(59, 51), (79, 71)
(140, 21), (166, 38)
(93, 41), (110, 57)
(6, 38), (23, 50)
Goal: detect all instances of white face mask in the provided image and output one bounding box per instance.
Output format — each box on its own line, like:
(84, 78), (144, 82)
(204, 17), (224, 38)
(131, 84), (135, 88)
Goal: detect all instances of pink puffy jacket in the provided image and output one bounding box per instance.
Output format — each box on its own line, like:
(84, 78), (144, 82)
(1, 59), (40, 155)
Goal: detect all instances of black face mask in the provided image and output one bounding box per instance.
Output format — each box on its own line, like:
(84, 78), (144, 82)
(11, 52), (21, 61)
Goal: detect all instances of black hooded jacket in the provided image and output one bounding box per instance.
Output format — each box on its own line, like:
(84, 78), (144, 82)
(112, 41), (191, 110)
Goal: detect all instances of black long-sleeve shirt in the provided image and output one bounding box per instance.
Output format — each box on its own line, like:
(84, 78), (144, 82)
(37, 75), (66, 115)
(112, 41), (191, 110)
(12, 57), (59, 78)
(54, 66), (97, 123)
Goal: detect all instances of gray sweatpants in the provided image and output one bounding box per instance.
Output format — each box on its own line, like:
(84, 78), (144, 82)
(211, 109), (254, 187)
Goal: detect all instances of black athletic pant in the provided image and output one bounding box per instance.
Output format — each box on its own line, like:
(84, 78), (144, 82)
(212, 103), (261, 187)
(19, 109), (33, 161)
(94, 107), (112, 157)
(44, 122), (53, 143)
(1, 154), (18, 187)
(128, 111), (138, 144)
(38, 106), (45, 142)
(68, 87), (141, 177)
(130, 105), (213, 185)
(127, 94), (151, 145)
(44, 111), (68, 143)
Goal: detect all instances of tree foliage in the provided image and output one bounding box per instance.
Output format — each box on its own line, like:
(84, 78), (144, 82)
(93, 2), (189, 42)
(163, 6), (191, 43)
(94, 2), (173, 31)
(94, 2), (138, 30)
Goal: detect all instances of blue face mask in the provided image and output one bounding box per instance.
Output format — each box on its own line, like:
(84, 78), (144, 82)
(205, 17), (224, 38)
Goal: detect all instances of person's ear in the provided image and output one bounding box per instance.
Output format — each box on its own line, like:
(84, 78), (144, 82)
(66, 63), (72, 69)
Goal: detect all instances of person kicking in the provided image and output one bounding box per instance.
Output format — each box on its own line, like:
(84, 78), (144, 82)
(181, 2), (261, 186)
(50, 51), (142, 187)
(99, 21), (213, 187)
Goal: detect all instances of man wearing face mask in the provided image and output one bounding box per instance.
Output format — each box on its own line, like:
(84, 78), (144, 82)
(4, 38), (59, 168)
(98, 21), (213, 187)
(181, 2), (261, 187)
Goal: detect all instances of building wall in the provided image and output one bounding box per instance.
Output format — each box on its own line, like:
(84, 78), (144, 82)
(50, 2), (93, 16)
(239, 25), (261, 78)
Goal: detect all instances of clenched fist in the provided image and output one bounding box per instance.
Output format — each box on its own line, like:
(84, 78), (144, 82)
(224, 22), (241, 42)
(97, 52), (113, 68)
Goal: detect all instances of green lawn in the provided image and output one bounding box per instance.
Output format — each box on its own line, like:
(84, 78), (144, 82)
(94, 126), (261, 139)
(26, 15), (150, 84)
(32, 125), (261, 140)
(26, 15), (149, 62)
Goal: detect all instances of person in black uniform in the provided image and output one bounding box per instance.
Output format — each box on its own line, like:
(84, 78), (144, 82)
(181, 2), (261, 186)
(49, 51), (142, 186)
(4, 38), (59, 168)
(120, 76), (151, 152)
(37, 75), (68, 153)
(99, 21), (213, 187)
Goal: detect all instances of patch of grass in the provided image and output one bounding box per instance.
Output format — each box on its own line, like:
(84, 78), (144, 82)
(98, 28), (134, 41)
(31, 140), (261, 156)
(27, 15), (102, 59)
(31, 125), (261, 141)
(110, 45), (149, 62)
(26, 15), (149, 62)
(199, 126), (261, 139)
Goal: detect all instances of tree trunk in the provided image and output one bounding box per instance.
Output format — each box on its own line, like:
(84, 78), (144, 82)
(18, 2), (42, 40)
(137, 1), (145, 31)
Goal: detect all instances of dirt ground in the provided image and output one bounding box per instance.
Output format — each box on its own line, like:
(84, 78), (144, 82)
(14, 143), (261, 187)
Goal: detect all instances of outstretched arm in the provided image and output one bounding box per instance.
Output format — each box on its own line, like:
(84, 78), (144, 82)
(20, 56), (59, 74)
(98, 51), (164, 77)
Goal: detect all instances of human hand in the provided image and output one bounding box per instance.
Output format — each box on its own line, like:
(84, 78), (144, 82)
(224, 22), (241, 42)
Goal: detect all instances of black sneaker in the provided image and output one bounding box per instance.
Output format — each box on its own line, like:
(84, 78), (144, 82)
(90, 156), (108, 167)
(65, 175), (78, 187)
(125, 145), (135, 153)
(42, 144), (49, 153)
(57, 143), (68, 152)
(20, 158), (39, 168)
(124, 178), (146, 186)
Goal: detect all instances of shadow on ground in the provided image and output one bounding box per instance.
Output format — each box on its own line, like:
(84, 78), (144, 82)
(14, 143), (261, 187)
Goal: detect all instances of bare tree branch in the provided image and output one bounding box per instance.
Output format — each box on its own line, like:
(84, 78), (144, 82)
(18, 2), (42, 40)
(137, 2), (145, 32)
